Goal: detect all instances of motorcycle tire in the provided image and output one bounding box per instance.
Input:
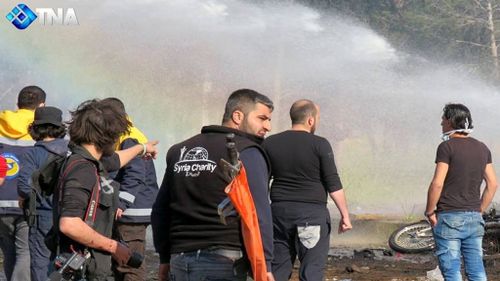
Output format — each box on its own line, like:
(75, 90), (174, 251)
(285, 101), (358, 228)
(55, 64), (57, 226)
(388, 220), (435, 253)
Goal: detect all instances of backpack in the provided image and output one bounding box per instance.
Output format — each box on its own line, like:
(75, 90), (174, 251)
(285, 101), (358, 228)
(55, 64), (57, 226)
(23, 152), (68, 227)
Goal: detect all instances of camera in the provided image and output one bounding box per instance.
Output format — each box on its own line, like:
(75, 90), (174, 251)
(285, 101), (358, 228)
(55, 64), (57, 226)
(48, 251), (91, 281)
(48, 250), (142, 281)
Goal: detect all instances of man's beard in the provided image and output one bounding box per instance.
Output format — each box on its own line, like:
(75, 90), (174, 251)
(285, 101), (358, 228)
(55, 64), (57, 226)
(239, 119), (254, 136)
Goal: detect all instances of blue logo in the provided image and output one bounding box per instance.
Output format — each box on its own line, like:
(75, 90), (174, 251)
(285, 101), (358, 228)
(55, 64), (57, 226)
(6, 4), (37, 30)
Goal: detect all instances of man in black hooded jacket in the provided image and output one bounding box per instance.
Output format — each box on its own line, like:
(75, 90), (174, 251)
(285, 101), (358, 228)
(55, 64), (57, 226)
(152, 89), (275, 281)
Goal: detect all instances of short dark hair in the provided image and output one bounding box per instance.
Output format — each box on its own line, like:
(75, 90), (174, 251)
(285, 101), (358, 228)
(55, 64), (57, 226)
(290, 99), (317, 125)
(101, 97), (126, 114)
(68, 99), (131, 151)
(17, 86), (46, 110)
(28, 124), (66, 141)
(221, 89), (274, 124)
(443, 103), (474, 130)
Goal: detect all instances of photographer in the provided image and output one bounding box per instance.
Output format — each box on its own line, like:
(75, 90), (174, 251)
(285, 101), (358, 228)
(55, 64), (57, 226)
(53, 99), (158, 280)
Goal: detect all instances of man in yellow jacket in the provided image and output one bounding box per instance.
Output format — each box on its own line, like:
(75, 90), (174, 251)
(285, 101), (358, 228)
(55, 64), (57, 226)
(0, 86), (46, 142)
(0, 85), (46, 281)
(103, 97), (159, 281)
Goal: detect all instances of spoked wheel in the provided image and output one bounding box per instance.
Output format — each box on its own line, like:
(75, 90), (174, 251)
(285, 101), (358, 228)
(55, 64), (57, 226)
(389, 221), (435, 253)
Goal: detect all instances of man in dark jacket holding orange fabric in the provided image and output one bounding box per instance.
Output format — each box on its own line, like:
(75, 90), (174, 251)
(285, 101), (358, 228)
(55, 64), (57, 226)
(152, 89), (275, 281)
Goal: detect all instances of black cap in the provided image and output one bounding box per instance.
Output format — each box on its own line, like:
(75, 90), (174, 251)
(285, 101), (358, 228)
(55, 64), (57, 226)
(33, 106), (63, 127)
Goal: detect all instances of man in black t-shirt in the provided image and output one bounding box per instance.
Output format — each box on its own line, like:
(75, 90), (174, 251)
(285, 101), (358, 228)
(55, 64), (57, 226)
(425, 103), (497, 281)
(263, 99), (352, 281)
(54, 100), (158, 280)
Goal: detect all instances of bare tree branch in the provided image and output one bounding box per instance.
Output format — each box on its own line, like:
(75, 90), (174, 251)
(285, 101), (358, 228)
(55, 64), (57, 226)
(456, 40), (490, 48)
(472, 0), (487, 11)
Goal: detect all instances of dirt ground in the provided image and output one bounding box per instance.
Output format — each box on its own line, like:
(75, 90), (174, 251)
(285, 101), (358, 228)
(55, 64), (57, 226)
(142, 248), (500, 281)
(0, 247), (498, 280)
(140, 216), (500, 281)
(2, 218), (498, 280)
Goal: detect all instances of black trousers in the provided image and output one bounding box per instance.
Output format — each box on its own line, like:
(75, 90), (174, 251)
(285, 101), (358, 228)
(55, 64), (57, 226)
(271, 202), (331, 281)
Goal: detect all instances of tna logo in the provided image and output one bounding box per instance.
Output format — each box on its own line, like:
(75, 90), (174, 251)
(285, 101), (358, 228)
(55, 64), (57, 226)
(6, 3), (78, 30)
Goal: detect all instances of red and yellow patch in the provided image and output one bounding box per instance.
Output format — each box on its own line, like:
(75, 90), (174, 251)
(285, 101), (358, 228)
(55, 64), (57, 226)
(1, 153), (20, 180)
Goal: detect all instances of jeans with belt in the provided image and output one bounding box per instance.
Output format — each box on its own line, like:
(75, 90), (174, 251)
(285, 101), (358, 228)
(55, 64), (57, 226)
(169, 248), (248, 281)
(433, 211), (486, 281)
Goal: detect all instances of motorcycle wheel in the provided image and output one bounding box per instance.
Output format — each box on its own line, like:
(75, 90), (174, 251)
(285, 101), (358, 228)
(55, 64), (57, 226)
(388, 221), (435, 253)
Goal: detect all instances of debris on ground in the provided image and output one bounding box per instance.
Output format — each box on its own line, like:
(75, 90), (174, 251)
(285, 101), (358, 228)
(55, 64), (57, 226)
(426, 266), (444, 281)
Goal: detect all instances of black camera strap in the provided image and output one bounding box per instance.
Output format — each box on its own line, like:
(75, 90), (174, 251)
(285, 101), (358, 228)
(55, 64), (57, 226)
(83, 168), (101, 227)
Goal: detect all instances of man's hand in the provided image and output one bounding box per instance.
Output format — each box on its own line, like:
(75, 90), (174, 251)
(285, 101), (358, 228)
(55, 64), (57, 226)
(115, 208), (123, 220)
(428, 213), (438, 227)
(18, 197), (25, 209)
(111, 241), (132, 266)
(338, 216), (353, 234)
(266, 272), (275, 281)
(159, 263), (170, 281)
(144, 140), (159, 159)
(329, 189), (352, 234)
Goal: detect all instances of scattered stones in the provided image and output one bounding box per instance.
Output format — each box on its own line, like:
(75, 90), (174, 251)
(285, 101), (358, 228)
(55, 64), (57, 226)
(345, 264), (369, 273)
(329, 248), (354, 259)
(353, 248), (394, 260)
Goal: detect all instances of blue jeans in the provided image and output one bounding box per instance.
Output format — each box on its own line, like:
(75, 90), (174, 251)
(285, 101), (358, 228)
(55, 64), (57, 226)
(0, 215), (30, 281)
(30, 213), (53, 281)
(433, 212), (486, 281)
(170, 249), (248, 281)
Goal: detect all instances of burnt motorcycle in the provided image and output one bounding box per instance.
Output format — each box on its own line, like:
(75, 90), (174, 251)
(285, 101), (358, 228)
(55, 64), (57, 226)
(388, 208), (500, 255)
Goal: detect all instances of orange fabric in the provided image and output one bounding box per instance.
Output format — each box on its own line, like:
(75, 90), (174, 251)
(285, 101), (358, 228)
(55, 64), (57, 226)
(224, 164), (267, 281)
